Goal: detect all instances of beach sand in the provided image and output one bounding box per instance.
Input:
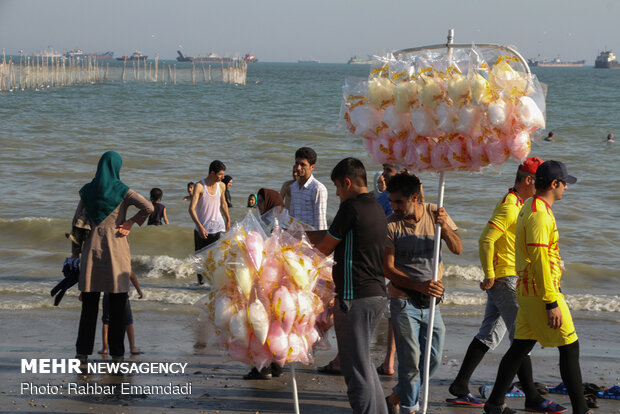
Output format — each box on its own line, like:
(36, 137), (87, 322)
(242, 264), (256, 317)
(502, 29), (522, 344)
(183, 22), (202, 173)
(1, 308), (618, 413)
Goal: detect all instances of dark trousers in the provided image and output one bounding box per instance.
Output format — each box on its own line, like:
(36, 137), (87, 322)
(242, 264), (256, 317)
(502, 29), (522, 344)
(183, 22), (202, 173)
(194, 230), (221, 284)
(76, 292), (128, 358)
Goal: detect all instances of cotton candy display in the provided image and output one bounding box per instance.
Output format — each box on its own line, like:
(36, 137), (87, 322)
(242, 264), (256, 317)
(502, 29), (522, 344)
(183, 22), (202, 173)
(341, 48), (546, 171)
(196, 211), (335, 370)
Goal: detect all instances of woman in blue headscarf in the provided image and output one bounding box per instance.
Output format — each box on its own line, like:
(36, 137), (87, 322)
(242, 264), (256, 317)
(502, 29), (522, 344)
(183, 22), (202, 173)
(71, 151), (153, 362)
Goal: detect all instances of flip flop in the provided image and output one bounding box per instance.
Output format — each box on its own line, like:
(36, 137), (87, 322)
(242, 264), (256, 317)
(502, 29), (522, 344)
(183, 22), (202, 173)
(524, 399), (567, 413)
(601, 385), (620, 399)
(376, 365), (394, 376)
(130, 350), (143, 355)
(479, 385), (525, 399)
(317, 362), (341, 375)
(548, 382), (568, 395)
(446, 393), (484, 407)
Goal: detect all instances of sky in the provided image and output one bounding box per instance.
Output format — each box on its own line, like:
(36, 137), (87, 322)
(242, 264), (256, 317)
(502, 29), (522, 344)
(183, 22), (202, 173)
(0, 0), (618, 63)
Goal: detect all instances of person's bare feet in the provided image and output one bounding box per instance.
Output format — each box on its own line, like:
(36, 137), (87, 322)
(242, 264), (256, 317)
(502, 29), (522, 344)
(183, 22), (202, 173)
(377, 362), (395, 376)
(130, 348), (143, 355)
(98, 348), (108, 355)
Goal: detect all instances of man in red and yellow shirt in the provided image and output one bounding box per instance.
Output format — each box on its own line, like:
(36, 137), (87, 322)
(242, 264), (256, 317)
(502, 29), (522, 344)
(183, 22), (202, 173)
(484, 161), (589, 414)
(449, 157), (560, 412)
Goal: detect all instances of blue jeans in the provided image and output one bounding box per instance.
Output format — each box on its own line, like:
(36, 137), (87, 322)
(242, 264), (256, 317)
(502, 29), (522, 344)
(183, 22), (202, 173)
(475, 276), (518, 350)
(390, 297), (445, 414)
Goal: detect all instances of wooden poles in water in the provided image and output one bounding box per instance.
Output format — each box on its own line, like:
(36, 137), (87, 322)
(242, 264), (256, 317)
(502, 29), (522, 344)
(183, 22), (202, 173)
(0, 52), (248, 92)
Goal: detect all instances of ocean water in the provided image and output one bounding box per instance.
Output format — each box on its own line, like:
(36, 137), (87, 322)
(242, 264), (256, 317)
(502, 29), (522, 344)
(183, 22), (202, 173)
(1, 63), (618, 323)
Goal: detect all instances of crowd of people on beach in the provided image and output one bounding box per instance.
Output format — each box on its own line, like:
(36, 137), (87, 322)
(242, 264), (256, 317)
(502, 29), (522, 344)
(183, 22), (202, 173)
(66, 147), (592, 414)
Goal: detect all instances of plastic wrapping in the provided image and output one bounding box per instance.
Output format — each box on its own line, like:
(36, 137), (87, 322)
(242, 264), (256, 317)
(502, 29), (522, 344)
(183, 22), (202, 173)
(194, 211), (336, 369)
(341, 45), (546, 172)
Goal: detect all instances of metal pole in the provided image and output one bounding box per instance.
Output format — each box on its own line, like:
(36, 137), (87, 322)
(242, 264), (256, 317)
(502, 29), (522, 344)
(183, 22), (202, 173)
(290, 364), (300, 414)
(420, 28), (452, 414)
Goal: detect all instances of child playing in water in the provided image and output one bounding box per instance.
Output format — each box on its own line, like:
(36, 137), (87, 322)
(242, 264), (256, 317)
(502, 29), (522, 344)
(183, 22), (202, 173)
(148, 187), (169, 225)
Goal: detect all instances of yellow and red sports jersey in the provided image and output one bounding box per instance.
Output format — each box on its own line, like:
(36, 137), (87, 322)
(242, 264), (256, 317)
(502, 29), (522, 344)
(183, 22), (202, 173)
(515, 196), (562, 304)
(479, 189), (523, 279)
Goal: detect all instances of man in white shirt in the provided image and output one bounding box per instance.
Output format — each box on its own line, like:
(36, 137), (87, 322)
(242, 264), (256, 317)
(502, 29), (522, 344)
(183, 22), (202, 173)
(289, 147), (328, 230)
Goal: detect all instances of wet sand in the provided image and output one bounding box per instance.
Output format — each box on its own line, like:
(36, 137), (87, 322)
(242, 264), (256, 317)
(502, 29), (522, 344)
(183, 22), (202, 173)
(1, 307), (618, 413)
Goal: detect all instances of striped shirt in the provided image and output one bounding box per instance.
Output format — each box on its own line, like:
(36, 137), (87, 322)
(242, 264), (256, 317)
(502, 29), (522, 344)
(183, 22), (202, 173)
(289, 174), (328, 230)
(515, 196), (562, 304)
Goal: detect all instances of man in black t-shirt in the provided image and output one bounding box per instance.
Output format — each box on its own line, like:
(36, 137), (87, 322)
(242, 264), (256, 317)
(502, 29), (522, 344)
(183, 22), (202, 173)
(316, 158), (388, 414)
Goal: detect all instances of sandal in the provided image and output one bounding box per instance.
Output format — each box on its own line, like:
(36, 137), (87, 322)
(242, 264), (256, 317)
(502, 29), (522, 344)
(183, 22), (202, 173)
(317, 361), (341, 375)
(524, 399), (567, 413)
(446, 393), (484, 407)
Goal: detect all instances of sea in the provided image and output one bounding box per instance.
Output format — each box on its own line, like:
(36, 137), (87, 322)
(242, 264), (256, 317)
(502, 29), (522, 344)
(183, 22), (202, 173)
(1, 62), (618, 335)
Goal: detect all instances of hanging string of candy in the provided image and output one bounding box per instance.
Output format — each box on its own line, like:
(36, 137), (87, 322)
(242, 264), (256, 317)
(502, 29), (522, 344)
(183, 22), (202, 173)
(341, 46), (546, 172)
(195, 212), (335, 370)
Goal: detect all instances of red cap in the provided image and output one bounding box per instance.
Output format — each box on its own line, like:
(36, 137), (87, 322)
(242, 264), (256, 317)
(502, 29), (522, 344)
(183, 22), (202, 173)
(518, 156), (544, 175)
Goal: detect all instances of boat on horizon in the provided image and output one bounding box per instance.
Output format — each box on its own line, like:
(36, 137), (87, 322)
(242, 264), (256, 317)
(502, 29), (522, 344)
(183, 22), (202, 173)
(116, 51), (147, 62)
(347, 55), (373, 65)
(33, 47), (62, 58)
(298, 58), (320, 64)
(64, 50), (114, 59)
(594, 50), (620, 69)
(527, 57), (585, 67)
(176, 50), (255, 63)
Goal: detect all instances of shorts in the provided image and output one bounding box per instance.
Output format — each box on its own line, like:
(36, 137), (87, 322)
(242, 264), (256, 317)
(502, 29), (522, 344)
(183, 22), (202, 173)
(514, 294), (577, 347)
(102, 294), (133, 325)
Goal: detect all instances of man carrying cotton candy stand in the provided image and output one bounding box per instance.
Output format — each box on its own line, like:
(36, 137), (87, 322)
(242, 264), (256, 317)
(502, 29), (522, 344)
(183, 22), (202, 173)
(446, 157), (566, 413)
(383, 172), (462, 414)
(315, 157), (389, 414)
(484, 161), (590, 414)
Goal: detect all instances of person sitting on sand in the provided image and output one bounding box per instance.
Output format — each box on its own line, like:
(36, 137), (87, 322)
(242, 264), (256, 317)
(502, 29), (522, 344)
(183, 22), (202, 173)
(99, 270), (143, 355)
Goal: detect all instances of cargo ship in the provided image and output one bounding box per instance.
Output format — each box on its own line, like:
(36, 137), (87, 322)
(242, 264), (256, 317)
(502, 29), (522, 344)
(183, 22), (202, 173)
(298, 59), (320, 64)
(527, 57), (585, 67)
(176, 50), (252, 63)
(64, 50), (114, 59)
(116, 51), (147, 62)
(594, 50), (620, 69)
(347, 56), (373, 65)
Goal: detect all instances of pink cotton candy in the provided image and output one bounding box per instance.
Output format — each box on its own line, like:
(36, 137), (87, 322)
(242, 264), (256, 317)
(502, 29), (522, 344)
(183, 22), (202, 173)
(259, 257), (281, 293)
(304, 327), (319, 347)
(266, 320), (289, 361)
(392, 138), (408, 166)
(245, 231), (264, 272)
(430, 139), (451, 171)
(466, 136), (490, 171)
(506, 131), (531, 162)
(271, 286), (296, 334)
(249, 334), (272, 371)
(436, 102), (456, 134)
(227, 339), (251, 365)
(485, 138), (510, 165)
(448, 135), (472, 169)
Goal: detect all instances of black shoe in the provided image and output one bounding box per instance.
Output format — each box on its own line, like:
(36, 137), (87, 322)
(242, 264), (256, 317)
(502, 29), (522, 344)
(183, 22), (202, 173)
(243, 367), (272, 380)
(483, 402), (516, 414)
(270, 362), (283, 377)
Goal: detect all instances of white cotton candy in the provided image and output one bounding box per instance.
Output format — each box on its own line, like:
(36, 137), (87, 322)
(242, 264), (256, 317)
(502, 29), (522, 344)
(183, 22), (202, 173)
(393, 81), (418, 112)
(516, 96), (545, 129)
(211, 265), (229, 292)
(229, 310), (249, 349)
(436, 102), (456, 134)
(455, 106), (482, 137)
(248, 299), (270, 345)
(367, 78), (394, 108)
(214, 296), (235, 330)
(488, 99), (509, 128)
(349, 105), (384, 137)
(490, 61), (528, 95)
(410, 107), (438, 137)
(383, 105), (412, 134)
